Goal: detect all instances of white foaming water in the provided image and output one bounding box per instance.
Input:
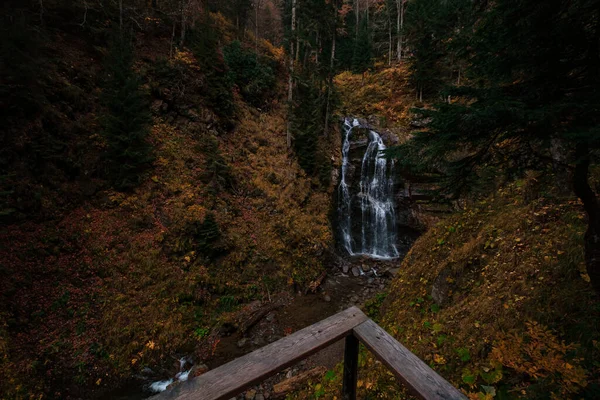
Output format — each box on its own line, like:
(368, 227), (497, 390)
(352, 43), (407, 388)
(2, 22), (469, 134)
(149, 379), (174, 393)
(149, 357), (192, 393)
(175, 369), (190, 381)
(338, 118), (399, 259)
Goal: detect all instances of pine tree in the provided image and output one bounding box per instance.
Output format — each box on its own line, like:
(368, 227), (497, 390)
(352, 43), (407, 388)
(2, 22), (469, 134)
(189, 12), (235, 128)
(352, 17), (373, 73)
(195, 212), (221, 259)
(404, 0), (444, 101)
(291, 70), (323, 175)
(390, 0), (600, 294)
(101, 34), (152, 190)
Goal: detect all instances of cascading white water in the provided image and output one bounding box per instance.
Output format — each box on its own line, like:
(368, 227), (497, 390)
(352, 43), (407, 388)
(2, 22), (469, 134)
(149, 357), (192, 393)
(338, 118), (399, 259)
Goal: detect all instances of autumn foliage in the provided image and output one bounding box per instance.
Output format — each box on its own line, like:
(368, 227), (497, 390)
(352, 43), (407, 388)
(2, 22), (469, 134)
(0, 7), (335, 398)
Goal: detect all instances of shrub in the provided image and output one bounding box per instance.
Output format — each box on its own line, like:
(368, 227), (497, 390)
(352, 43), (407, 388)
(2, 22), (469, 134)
(188, 16), (235, 128)
(223, 41), (277, 108)
(202, 135), (235, 194)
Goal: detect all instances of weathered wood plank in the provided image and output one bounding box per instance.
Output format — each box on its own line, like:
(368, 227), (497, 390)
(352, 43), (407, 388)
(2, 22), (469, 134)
(151, 306), (368, 400)
(341, 334), (359, 400)
(353, 319), (467, 400)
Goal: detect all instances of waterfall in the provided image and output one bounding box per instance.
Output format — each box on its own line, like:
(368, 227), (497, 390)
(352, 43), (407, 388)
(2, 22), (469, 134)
(338, 118), (399, 259)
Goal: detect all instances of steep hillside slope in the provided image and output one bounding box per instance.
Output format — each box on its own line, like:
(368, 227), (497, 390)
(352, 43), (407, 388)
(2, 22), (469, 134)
(283, 67), (600, 399)
(307, 183), (599, 399)
(0, 11), (337, 400)
(376, 185), (599, 399)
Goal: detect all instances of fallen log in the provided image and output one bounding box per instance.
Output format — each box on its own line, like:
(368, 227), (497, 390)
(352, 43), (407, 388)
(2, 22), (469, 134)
(239, 301), (285, 334)
(272, 366), (327, 398)
(305, 271), (327, 294)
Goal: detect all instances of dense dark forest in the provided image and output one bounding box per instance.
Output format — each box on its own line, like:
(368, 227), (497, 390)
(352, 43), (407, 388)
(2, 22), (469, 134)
(1, 0), (599, 399)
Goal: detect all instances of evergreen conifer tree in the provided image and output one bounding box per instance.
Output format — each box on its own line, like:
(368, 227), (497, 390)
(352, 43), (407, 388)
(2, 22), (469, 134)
(101, 34), (152, 190)
(189, 13), (235, 128)
(195, 211), (221, 259)
(352, 18), (373, 73)
(390, 0), (600, 294)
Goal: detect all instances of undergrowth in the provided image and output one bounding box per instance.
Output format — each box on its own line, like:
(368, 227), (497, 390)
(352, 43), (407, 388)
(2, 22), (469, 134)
(300, 183), (600, 399)
(0, 23), (336, 399)
(334, 66), (413, 127)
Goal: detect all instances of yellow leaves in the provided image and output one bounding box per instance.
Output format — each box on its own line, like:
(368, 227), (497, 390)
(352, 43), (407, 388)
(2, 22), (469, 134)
(96, 378), (102, 385)
(156, 156), (169, 167)
(490, 322), (588, 395)
(433, 354), (447, 364)
(145, 340), (156, 350)
(131, 358), (137, 365)
(565, 362), (574, 370)
(467, 391), (495, 400)
(185, 205), (207, 224)
(356, 379), (375, 389)
(173, 49), (200, 70)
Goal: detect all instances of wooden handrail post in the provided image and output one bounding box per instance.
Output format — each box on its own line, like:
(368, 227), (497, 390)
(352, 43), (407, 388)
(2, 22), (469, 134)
(150, 308), (466, 400)
(342, 334), (359, 400)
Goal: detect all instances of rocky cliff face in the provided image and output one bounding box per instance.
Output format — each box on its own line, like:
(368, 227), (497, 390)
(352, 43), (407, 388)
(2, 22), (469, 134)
(335, 118), (421, 259)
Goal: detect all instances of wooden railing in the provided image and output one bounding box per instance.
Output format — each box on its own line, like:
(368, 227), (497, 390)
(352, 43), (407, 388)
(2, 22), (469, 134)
(151, 307), (466, 400)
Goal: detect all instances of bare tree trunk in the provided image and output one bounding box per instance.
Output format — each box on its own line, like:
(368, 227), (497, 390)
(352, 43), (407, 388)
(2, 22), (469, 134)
(80, 1), (89, 27)
(287, 0), (297, 148)
(397, 0), (404, 61)
(388, 2), (392, 66)
(574, 2), (600, 296)
(180, 0), (187, 46)
(550, 138), (570, 196)
(457, 67), (461, 85)
(39, 0), (44, 26)
(355, 0), (360, 37)
(255, 0), (262, 57)
(573, 145), (600, 296)
(295, 20), (300, 63)
(324, 30), (336, 138)
(302, 40), (309, 68)
(170, 22), (176, 58)
(119, 0), (124, 34)
(315, 29), (320, 65)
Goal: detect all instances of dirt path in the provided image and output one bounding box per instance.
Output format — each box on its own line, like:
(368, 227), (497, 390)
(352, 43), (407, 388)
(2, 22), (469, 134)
(202, 258), (398, 399)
